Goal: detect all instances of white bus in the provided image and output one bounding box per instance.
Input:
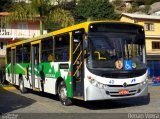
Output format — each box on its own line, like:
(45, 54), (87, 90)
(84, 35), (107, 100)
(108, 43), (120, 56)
(6, 21), (148, 105)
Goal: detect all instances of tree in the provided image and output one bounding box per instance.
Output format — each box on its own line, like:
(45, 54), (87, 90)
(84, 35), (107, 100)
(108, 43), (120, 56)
(6, 0), (75, 35)
(145, 0), (160, 5)
(126, 0), (155, 14)
(112, 0), (126, 13)
(131, 0), (145, 6)
(0, 0), (13, 12)
(74, 0), (118, 23)
(58, 0), (76, 12)
(46, 0), (77, 32)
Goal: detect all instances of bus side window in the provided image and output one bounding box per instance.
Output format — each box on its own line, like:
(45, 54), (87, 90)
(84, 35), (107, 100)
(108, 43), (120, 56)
(16, 45), (23, 63)
(54, 33), (69, 62)
(23, 43), (30, 63)
(42, 52), (47, 61)
(7, 48), (11, 64)
(41, 36), (53, 62)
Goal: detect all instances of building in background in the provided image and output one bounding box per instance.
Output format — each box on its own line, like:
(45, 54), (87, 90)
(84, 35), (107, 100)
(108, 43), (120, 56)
(0, 12), (47, 58)
(120, 13), (160, 78)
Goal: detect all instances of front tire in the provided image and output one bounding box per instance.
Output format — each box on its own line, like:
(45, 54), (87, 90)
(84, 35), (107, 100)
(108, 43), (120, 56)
(58, 81), (73, 106)
(19, 78), (28, 93)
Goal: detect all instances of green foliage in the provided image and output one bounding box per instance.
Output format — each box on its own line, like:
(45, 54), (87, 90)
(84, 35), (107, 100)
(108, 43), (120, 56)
(126, 0), (153, 14)
(58, 0), (76, 12)
(0, 0), (13, 12)
(127, 7), (139, 13)
(8, 2), (36, 22)
(46, 0), (76, 31)
(145, 0), (160, 5)
(112, 0), (123, 6)
(132, 0), (145, 6)
(47, 8), (75, 27)
(127, 0), (139, 13)
(6, 0), (75, 34)
(112, 0), (127, 13)
(126, 0), (152, 14)
(74, 0), (118, 23)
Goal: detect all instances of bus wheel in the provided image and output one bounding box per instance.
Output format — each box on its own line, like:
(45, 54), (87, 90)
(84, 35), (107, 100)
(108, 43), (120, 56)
(19, 78), (28, 93)
(58, 81), (72, 106)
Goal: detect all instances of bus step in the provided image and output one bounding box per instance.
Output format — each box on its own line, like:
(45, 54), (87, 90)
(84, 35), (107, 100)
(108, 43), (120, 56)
(73, 96), (84, 100)
(33, 88), (40, 92)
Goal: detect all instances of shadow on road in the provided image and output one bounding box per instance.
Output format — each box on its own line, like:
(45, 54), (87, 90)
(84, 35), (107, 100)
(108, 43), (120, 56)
(26, 89), (150, 110)
(30, 90), (59, 101)
(73, 94), (150, 110)
(0, 88), (36, 113)
(30, 88), (150, 110)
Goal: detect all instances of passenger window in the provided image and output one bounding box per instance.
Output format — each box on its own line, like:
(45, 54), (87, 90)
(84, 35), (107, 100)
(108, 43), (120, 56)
(41, 37), (53, 62)
(16, 45), (22, 63)
(7, 48), (11, 63)
(23, 43), (30, 63)
(55, 33), (70, 62)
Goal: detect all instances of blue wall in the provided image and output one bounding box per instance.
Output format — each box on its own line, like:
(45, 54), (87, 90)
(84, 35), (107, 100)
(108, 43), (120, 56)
(147, 61), (160, 77)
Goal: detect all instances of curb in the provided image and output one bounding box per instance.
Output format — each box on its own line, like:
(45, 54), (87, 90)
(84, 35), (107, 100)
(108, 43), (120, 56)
(0, 85), (16, 90)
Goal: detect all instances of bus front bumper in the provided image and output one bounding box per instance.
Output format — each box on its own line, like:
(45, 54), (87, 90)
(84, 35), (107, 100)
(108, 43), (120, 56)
(85, 83), (148, 101)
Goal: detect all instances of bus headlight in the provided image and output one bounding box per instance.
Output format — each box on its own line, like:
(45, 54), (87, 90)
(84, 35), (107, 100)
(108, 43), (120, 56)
(140, 78), (148, 86)
(88, 76), (108, 89)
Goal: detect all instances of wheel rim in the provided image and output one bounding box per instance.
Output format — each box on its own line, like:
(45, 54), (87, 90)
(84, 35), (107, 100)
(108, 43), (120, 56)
(59, 86), (67, 101)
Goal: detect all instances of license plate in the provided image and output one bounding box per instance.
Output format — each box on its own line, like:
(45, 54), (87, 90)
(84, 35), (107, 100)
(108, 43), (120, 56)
(119, 90), (129, 95)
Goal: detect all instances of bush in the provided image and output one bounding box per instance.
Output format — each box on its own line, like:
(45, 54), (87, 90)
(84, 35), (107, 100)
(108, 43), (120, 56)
(74, 0), (118, 23)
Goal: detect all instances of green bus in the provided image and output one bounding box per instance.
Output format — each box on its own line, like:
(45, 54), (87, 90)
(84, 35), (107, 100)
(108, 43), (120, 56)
(6, 21), (148, 105)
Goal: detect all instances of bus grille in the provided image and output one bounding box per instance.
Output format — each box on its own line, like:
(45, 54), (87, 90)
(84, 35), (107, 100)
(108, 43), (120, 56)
(107, 83), (139, 87)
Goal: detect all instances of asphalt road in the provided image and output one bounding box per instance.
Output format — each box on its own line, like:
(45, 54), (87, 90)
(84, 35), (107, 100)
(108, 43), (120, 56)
(0, 85), (160, 114)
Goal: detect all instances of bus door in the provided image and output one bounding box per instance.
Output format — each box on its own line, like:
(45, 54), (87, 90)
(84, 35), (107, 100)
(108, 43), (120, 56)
(72, 30), (85, 97)
(31, 41), (40, 89)
(11, 47), (16, 84)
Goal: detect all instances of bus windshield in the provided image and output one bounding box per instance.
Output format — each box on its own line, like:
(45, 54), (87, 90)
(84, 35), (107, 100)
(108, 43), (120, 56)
(87, 33), (146, 70)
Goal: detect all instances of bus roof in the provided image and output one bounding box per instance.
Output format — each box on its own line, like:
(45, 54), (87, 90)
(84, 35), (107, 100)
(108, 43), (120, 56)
(6, 20), (142, 48)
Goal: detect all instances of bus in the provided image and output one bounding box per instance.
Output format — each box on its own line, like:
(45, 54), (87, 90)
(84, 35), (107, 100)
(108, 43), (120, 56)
(6, 21), (148, 106)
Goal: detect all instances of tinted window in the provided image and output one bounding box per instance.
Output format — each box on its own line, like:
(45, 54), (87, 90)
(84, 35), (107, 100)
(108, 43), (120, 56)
(23, 43), (30, 63)
(89, 23), (144, 34)
(41, 37), (53, 62)
(55, 33), (70, 62)
(7, 48), (11, 63)
(16, 45), (22, 63)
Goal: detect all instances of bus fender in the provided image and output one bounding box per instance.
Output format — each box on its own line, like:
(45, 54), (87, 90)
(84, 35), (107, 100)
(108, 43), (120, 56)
(55, 77), (65, 94)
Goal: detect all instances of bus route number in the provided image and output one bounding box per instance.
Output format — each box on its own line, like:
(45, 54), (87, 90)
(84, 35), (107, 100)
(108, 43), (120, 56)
(109, 80), (114, 84)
